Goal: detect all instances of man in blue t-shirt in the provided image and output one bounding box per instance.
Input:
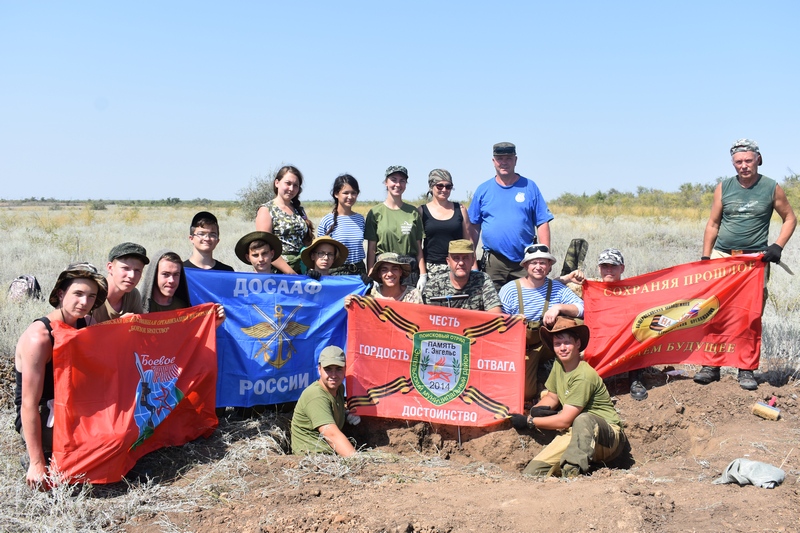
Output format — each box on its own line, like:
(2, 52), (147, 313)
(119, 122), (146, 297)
(468, 142), (554, 293)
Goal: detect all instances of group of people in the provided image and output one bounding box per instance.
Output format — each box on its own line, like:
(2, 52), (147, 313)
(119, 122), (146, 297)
(15, 137), (794, 487)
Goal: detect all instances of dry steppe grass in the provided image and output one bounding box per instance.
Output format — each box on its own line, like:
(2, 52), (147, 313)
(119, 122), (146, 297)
(1, 205), (798, 531)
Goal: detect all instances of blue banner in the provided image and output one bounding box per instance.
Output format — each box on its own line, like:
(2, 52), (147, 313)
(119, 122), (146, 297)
(185, 270), (367, 406)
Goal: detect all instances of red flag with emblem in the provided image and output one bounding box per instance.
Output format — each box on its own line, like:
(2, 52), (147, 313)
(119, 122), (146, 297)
(582, 256), (765, 377)
(345, 298), (525, 427)
(51, 304), (218, 484)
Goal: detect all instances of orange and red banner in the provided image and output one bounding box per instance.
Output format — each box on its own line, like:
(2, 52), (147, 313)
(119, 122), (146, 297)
(583, 256), (765, 377)
(345, 297), (525, 427)
(51, 304), (218, 484)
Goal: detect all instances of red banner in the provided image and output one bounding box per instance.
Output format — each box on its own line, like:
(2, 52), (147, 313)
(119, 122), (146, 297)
(345, 297), (525, 427)
(51, 304), (218, 484)
(583, 256), (765, 377)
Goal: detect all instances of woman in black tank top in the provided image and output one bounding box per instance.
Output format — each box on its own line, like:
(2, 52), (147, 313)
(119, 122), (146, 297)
(418, 169), (474, 279)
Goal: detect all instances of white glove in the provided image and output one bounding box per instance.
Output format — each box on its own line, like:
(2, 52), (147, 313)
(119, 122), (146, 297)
(346, 412), (361, 425)
(416, 273), (428, 292)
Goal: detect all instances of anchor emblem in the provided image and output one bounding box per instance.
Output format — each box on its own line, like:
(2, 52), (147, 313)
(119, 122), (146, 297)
(241, 304), (309, 369)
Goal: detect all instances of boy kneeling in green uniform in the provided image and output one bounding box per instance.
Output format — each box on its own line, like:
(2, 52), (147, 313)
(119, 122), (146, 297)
(291, 346), (356, 457)
(511, 317), (627, 477)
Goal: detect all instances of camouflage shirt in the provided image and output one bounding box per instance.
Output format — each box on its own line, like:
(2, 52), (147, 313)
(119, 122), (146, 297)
(422, 271), (501, 311)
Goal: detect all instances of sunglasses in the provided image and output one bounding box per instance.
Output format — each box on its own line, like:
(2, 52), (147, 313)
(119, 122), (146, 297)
(434, 183), (453, 191)
(524, 244), (550, 254)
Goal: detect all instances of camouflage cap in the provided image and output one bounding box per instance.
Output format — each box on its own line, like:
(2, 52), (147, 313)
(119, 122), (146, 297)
(385, 165), (409, 179)
(369, 252), (412, 282)
(598, 248), (624, 266)
(493, 142), (516, 156)
(108, 242), (150, 265)
(448, 239), (474, 254)
(49, 262), (108, 310)
(730, 138), (762, 164)
(428, 169), (453, 189)
(318, 345), (346, 367)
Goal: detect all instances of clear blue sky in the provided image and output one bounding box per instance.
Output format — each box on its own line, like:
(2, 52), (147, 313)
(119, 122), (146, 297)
(2, 1), (798, 203)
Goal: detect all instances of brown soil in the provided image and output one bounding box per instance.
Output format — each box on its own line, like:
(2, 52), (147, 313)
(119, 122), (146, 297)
(5, 355), (797, 532)
(119, 367), (800, 533)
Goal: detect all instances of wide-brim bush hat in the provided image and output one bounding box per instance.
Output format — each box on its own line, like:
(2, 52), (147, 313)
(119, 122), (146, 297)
(369, 252), (412, 283)
(300, 236), (349, 269)
(520, 243), (557, 266)
(540, 316), (590, 352)
(235, 231), (283, 265)
(49, 262), (108, 310)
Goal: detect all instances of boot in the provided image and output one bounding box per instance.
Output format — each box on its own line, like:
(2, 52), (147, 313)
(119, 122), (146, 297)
(693, 366), (720, 384)
(737, 369), (758, 391)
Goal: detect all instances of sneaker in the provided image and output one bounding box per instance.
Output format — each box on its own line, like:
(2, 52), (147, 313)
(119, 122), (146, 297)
(693, 366), (720, 384)
(738, 369), (758, 391)
(629, 380), (648, 401)
(561, 463), (581, 478)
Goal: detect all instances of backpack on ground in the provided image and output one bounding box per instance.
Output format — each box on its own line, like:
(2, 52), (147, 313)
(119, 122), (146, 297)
(8, 275), (43, 302)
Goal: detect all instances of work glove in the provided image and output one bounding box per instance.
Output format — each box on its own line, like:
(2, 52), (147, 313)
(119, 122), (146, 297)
(762, 243), (783, 264)
(530, 406), (559, 418)
(509, 413), (532, 430)
(360, 273), (373, 287)
(346, 411), (361, 425)
(307, 269), (322, 280)
(416, 273), (428, 292)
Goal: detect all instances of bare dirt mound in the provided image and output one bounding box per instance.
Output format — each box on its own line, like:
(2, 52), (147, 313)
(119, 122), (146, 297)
(121, 368), (799, 533)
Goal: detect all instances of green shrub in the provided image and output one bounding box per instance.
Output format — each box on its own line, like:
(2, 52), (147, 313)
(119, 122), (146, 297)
(236, 170), (277, 219)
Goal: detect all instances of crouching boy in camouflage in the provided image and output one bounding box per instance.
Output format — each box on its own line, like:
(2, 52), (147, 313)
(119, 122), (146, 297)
(511, 317), (627, 478)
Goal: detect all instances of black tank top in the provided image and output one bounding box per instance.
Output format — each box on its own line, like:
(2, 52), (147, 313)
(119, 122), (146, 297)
(421, 203), (463, 264)
(14, 316), (86, 433)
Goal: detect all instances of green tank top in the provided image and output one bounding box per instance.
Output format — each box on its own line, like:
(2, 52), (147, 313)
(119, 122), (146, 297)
(716, 175), (776, 252)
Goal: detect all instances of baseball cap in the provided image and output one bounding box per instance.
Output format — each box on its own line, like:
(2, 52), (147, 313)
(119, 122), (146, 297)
(598, 248), (624, 266)
(108, 242), (149, 264)
(318, 345), (346, 367)
(191, 211), (218, 229)
(493, 142), (516, 156)
(385, 165), (409, 179)
(730, 138), (762, 164)
(448, 239), (474, 254)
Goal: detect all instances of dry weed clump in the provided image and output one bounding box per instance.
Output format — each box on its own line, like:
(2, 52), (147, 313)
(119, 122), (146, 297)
(0, 411), (295, 531)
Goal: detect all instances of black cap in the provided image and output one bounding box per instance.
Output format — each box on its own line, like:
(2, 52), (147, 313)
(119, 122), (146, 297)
(191, 211), (218, 229)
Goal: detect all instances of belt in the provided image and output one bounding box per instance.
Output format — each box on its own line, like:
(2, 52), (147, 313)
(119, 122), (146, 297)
(337, 263), (362, 273)
(716, 248), (762, 255)
(487, 250), (519, 265)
